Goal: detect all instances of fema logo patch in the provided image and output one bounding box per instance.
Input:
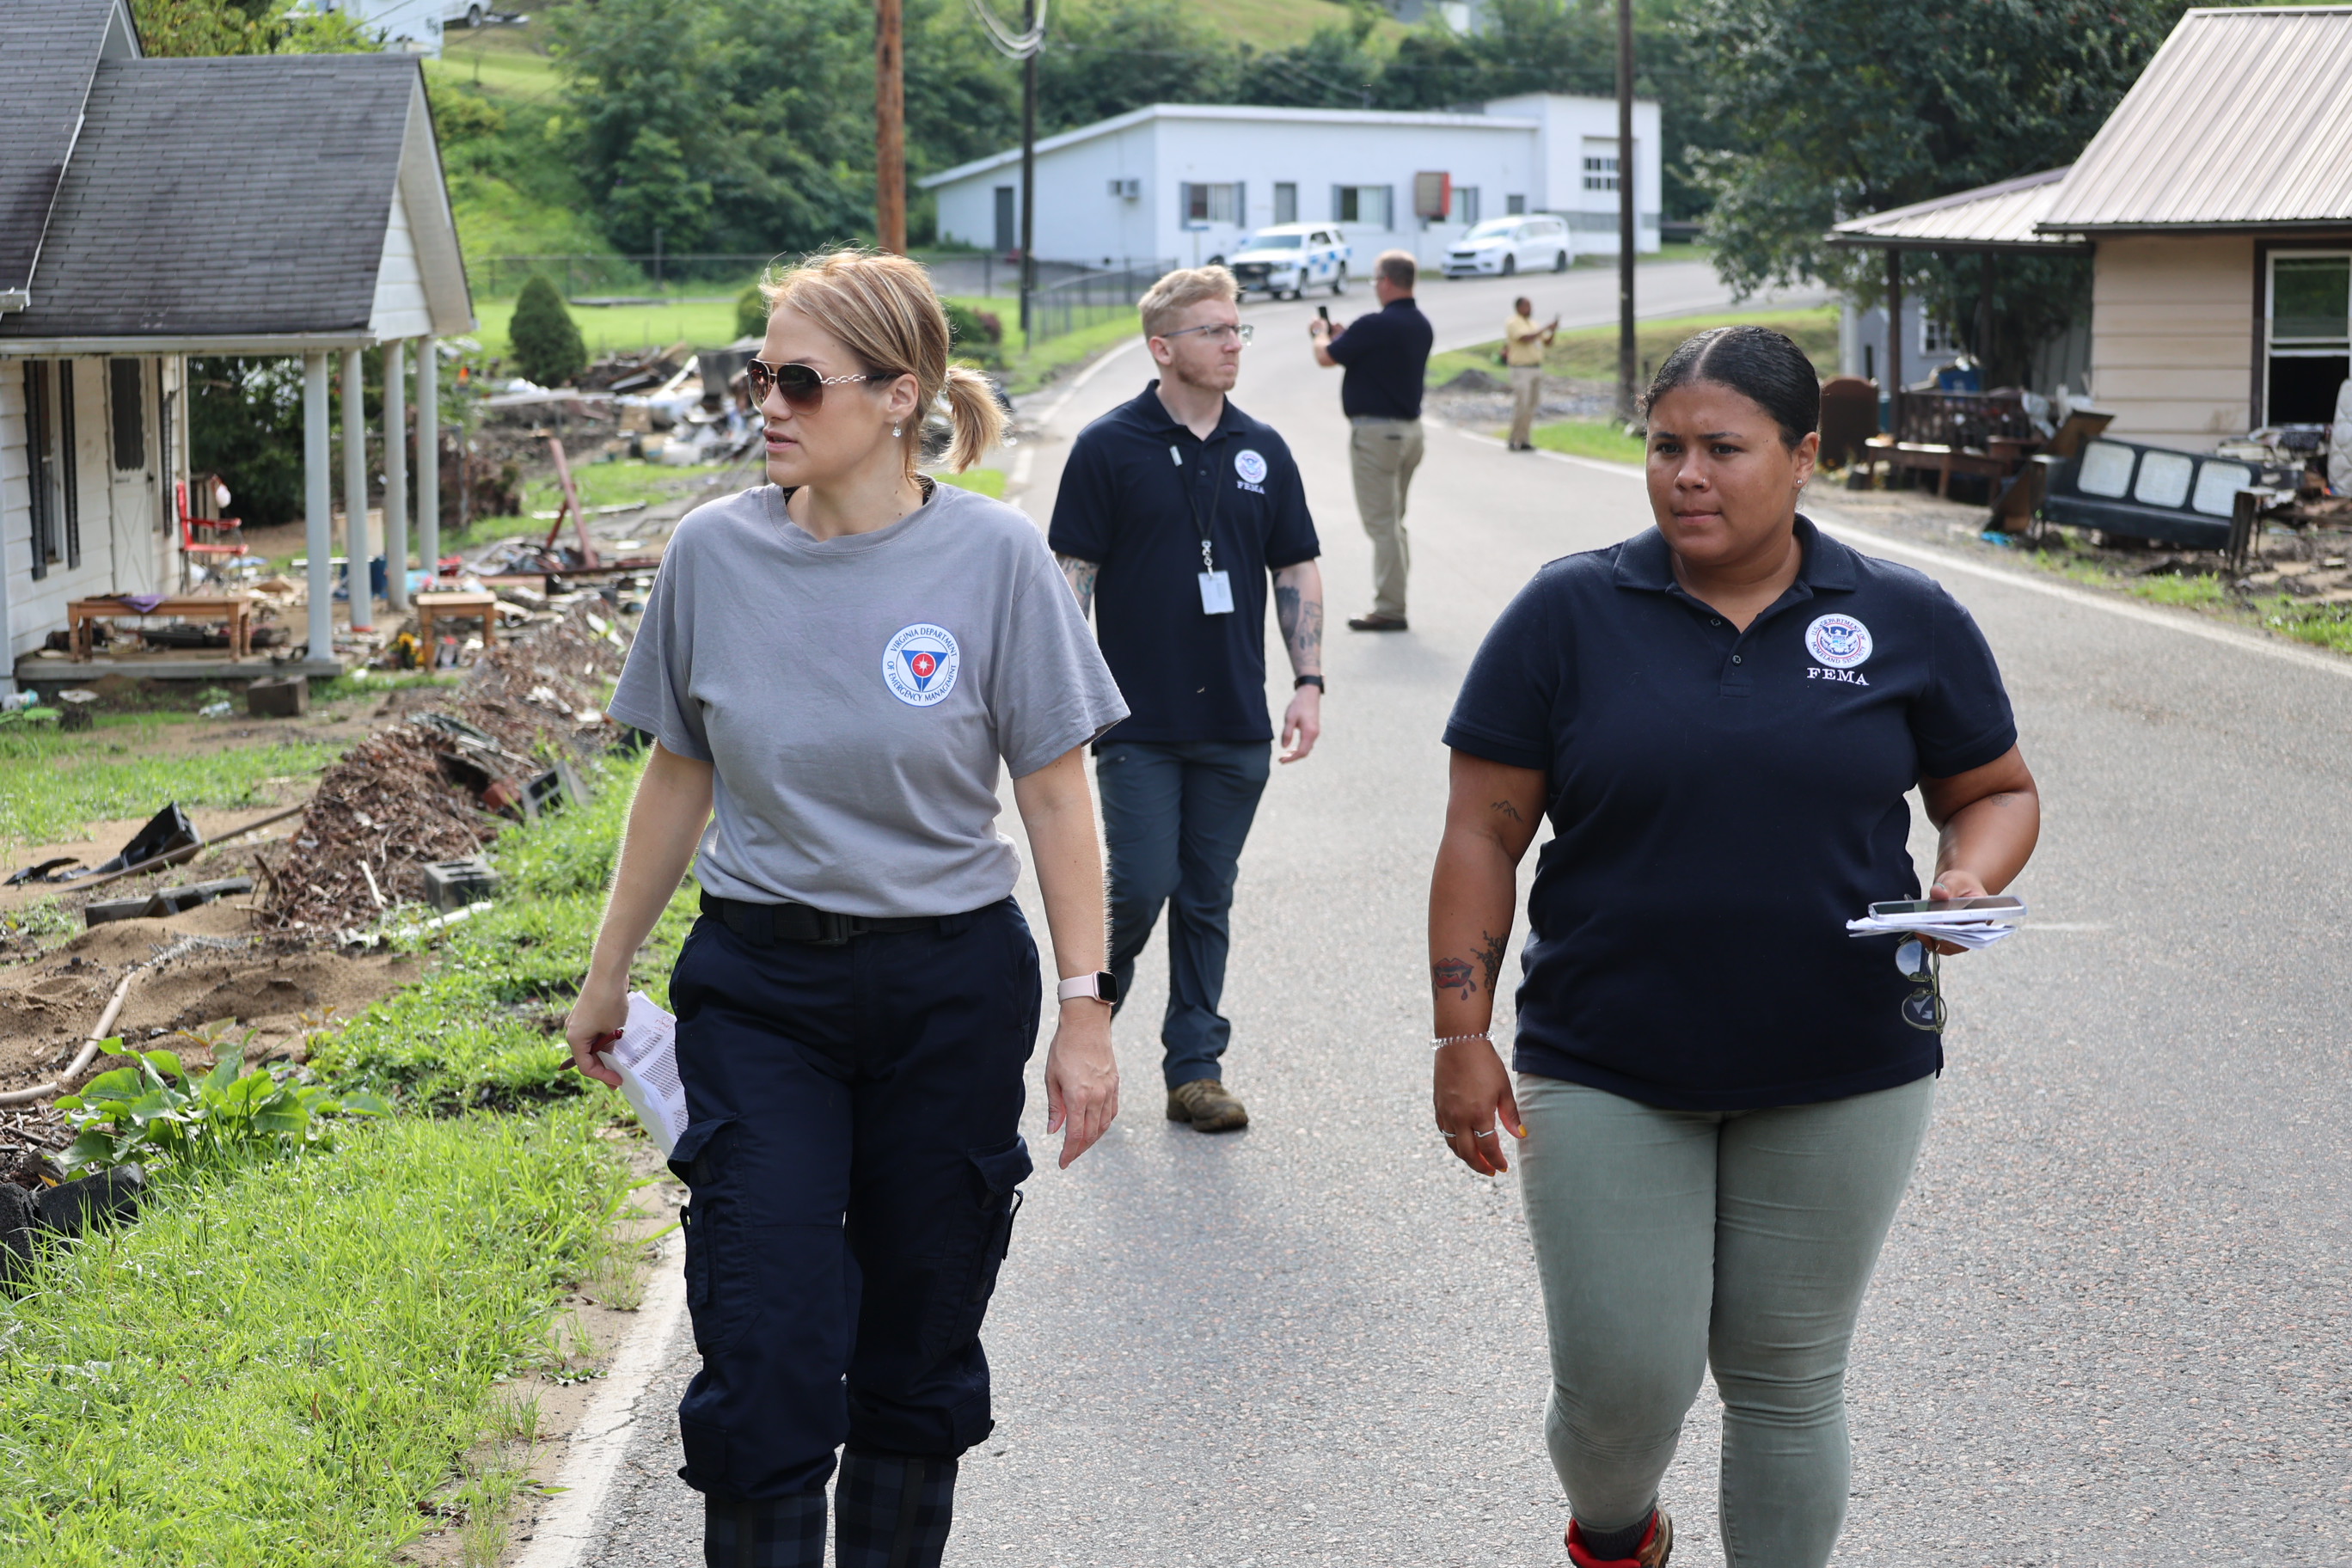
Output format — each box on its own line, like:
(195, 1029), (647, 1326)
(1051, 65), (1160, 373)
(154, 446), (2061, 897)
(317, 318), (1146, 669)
(1234, 449), (1268, 486)
(1804, 613), (1874, 670)
(882, 622), (960, 707)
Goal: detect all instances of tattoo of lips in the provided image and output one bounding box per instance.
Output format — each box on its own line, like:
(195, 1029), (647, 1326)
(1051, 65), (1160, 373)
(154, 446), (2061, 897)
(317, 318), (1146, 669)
(1432, 958), (1475, 1000)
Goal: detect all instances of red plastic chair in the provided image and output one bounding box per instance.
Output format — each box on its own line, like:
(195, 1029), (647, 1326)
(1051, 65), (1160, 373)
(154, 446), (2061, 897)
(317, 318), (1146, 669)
(176, 479), (247, 559)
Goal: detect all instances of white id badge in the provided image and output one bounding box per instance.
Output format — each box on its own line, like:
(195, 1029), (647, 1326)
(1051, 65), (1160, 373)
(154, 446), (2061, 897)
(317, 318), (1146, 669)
(1197, 570), (1235, 615)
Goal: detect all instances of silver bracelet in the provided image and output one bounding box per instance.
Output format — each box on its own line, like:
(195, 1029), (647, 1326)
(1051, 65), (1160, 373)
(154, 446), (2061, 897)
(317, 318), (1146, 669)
(1430, 1031), (1491, 1051)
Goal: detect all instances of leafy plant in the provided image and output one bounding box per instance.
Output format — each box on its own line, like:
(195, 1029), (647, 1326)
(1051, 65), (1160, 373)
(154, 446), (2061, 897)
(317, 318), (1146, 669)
(56, 1047), (390, 1174)
(508, 275), (588, 389)
(735, 284), (769, 340)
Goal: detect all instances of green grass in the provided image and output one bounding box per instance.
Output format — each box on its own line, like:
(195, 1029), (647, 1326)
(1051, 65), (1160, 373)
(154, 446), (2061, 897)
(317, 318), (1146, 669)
(424, 38), (561, 106)
(1191, 0), (1407, 47)
(936, 468), (1008, 499)
(2022, 543), (2352, 656)
(451, 459), (740, 554)
(0, 727), (344, 848)
(0, 1101), (629, 1566)
(472, 294), (748, 363)
(1002, 309), (1142, 395)
(1430, 304), (1841, 388)
(1528, 419), (1647, 466)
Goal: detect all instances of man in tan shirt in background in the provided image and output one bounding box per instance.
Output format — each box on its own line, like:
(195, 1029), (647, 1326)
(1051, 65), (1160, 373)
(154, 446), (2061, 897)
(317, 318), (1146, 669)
(1504, 296), (1559, 450)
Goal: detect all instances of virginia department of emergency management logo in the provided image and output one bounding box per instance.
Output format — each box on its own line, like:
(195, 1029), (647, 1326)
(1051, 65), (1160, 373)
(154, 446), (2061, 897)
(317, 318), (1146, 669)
(882, 623), (960, 707)
(1234, 449), (1268, 486)
(1804, 613), (1874, 670)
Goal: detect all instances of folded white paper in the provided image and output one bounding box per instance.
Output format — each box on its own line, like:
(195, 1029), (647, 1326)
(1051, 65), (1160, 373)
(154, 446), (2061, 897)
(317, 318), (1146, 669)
(597, 990), (688, 1156)
(1845, 901), (2027, 951)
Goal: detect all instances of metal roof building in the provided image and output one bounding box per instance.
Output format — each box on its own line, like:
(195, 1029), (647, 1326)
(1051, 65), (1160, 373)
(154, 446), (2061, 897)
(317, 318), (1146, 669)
(1828, 168), (2086, 255)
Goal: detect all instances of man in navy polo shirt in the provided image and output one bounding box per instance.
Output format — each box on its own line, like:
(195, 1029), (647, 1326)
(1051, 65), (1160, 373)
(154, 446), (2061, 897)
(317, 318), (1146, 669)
(1309, 248), (1432, 632)
(1050, 266), (1324, 1134)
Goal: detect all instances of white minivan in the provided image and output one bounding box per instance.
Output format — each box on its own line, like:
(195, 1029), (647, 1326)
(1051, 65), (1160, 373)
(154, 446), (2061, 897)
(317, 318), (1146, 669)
(1226, 224), (1352, 300)
(1443, 215), (1573, 279)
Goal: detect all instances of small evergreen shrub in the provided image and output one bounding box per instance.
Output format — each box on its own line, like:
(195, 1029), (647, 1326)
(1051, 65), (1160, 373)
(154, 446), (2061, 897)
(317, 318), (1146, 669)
(736, 284), (769, 340)
(508, 274), (587, 388)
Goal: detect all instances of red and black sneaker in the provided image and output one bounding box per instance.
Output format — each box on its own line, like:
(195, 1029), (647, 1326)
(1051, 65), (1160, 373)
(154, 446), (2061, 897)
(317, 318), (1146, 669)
(1565, 1508), (1674, 1567)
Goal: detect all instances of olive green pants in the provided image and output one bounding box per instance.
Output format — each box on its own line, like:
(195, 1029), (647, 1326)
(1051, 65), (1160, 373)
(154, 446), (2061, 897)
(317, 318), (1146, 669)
(1347, 417), (1423, 620)
(1516, 1073), (1935, 1568)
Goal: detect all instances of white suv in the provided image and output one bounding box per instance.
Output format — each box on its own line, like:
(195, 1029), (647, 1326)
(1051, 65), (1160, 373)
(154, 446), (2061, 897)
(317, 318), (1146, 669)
(1227, 224), (1352, 300)
(1444, 216), (1572, 279)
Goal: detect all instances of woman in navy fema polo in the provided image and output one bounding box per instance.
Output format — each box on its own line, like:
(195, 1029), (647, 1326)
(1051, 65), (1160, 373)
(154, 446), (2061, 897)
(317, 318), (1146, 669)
(1425, 325), (2040, 1568)
(566, 249), (1129, 1568)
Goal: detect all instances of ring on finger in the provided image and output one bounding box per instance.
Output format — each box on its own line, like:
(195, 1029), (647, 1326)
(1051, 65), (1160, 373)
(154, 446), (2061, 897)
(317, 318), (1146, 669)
(1473, 1128), (1498, 1139)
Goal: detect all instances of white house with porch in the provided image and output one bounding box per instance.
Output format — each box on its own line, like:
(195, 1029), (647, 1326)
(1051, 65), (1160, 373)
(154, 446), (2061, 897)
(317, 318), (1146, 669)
(0, 0), (474, 689)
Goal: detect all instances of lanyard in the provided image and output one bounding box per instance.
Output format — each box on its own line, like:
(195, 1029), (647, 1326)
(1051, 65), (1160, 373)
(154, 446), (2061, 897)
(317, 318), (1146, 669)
(1169, 440), (1223, 574)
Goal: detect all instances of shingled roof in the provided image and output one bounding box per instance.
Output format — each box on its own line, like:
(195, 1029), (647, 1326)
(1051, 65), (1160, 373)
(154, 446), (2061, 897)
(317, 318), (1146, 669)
(0, 0), (135, 302)
(0, 52), (471, 344)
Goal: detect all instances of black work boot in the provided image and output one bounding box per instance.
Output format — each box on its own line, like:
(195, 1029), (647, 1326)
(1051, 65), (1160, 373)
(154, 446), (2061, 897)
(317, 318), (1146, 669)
(834, 1450), (959, 1568)
(702, 1492), (826, 1568)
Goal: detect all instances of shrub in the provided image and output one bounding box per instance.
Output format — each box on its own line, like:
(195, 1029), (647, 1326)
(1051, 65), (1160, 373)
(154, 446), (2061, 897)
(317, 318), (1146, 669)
(187, 356), (305, 528)
(941, 299), (1003, 367)
(508, 274), (587, 388)
(736, 284), (769, 341)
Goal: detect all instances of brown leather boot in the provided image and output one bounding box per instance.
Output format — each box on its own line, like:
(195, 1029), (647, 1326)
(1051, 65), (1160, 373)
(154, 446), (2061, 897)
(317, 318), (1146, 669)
(1165, 1078), (1249, 1132)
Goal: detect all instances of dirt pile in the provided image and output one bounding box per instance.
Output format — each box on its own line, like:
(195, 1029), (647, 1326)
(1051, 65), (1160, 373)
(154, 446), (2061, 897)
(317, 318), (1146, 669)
(261, 600), (631, 935)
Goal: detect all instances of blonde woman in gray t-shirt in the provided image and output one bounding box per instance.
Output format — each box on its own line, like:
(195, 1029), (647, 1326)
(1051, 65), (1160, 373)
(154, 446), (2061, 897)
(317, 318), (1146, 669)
(566, 250), (1130, 1568)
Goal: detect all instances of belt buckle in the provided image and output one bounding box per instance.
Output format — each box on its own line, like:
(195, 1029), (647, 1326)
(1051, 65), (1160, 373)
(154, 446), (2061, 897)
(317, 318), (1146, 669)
(809, 910), (854, 946)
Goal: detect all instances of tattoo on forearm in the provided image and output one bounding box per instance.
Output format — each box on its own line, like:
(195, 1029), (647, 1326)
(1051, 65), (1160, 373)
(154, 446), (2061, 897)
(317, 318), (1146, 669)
(1275, 584), (1299, 640)
(1474, 930), (1506, 993)
(1056, 554), (1098, 617)
(1273, 578), (1324, 674)
(1490, 799), (1523, 823)
(1432, 957), (1475, 1000)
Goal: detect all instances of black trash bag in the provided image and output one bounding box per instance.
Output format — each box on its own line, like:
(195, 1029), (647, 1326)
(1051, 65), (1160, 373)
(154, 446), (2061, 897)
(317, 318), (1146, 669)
(79, 804), (201, 879)
(32, 1166), (148, 1239)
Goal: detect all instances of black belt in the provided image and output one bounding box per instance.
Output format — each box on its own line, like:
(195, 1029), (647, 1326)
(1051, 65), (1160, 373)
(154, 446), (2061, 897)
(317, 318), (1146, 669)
(701, 891), (941, 947)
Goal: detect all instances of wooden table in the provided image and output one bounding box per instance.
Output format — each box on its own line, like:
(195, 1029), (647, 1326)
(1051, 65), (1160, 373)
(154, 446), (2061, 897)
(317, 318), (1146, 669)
(416, 591), (501, 650)
(68, 594), (253, 660)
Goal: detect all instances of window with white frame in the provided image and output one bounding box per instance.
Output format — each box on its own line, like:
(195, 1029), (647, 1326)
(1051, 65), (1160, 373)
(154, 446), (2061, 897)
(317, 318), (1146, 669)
(1273, 182), (1297, 224)
(1583, 156), (1619, 192)
(1184, 182), (1242, 224)
(1921, 316), (1964, 356)
(2266, 250), (2351, 425)
(1333, 185), (1392, 230)
(1505, 193), (1526, 215)
(1455, 186), (1479, 226)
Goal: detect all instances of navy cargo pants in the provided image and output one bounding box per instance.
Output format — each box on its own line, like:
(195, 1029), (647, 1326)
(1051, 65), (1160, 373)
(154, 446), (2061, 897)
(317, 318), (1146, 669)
(665, 897), (1039, 1503)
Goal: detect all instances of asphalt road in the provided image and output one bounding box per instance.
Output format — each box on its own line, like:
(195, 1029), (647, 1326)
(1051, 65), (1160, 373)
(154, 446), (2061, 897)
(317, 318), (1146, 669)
(577, 266), (2351, 1567)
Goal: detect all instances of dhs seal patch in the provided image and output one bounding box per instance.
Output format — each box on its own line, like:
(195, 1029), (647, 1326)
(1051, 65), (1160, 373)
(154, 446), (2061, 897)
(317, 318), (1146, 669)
(1234, 449), (1269, 486)
(1804, 614), (1873, 670)
(883, 623), (960, 707)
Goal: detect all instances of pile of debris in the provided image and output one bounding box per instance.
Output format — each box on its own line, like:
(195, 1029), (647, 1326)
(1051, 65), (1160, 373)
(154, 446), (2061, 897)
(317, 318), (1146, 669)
(261, 601), (633, 935)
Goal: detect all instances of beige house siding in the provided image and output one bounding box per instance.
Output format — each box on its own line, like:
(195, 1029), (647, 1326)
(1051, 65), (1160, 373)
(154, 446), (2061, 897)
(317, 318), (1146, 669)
(2090, 235), (2255, 453)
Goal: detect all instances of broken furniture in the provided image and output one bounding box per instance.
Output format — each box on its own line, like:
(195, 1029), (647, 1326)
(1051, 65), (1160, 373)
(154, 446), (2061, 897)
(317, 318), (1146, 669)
(175, 478), (247, 564)
(1817, 377), (1881, 470)
(420, 855), (499, 913)
(1858, 390), (2041, 497)
(68, 593), (254, 660)
(2040, 436), (2296, 548)
(83, 875), (254, 926)
(416, 590), (501, 652)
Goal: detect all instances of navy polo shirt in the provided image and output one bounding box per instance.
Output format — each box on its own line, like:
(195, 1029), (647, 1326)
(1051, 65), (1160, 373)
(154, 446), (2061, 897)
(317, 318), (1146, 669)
(1049, 383), (1320, 744)
(1444, 517), (2018, 1111)
(1326, 297), (1432, 420)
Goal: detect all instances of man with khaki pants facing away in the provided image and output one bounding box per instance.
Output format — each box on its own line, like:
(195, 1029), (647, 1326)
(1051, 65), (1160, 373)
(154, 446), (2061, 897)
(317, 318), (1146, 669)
(1309, 249), (1432, 633)
(1505, 295), (1559, 450)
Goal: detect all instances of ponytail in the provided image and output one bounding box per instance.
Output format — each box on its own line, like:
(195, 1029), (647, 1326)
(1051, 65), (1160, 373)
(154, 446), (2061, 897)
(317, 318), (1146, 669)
(940, 364), (1005, 474)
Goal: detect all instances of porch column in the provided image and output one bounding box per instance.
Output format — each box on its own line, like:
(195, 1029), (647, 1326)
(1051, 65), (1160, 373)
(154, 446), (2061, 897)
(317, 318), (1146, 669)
(341, 346), (372, 631)
(303, 352), (334, 664)
(415, 335), (438, 588)
(382, 339), (408, 612)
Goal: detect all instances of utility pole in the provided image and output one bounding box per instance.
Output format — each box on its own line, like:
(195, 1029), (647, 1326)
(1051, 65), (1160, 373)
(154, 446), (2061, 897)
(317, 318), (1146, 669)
(1615, 0), (1637, 423)
(876, 0), (906, 253)
(1019, 0), (1038, 348)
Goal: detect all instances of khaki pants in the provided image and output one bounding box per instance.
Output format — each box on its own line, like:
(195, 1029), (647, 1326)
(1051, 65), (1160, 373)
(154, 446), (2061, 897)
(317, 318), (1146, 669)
(1509, 364), (1544, 448)
(1349, 418), (1424, 620)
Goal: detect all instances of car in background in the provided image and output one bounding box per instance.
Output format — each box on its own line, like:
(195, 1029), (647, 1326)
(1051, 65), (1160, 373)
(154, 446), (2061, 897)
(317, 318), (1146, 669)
(1443, 215), (1573, 279)
(1227, 224), (1352, 300)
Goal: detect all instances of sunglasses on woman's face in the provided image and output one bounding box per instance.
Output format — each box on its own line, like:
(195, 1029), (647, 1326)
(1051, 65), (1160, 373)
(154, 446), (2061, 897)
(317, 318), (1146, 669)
(746, 358), (896, 410)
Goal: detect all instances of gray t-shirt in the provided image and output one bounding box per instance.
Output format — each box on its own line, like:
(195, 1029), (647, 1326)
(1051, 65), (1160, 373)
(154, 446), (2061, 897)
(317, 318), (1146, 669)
(607, 481), (1129, 917)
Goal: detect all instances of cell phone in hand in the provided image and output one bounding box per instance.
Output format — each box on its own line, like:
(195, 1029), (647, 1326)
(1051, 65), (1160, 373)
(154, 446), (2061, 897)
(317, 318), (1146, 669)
(1317, 305), (1331, 324)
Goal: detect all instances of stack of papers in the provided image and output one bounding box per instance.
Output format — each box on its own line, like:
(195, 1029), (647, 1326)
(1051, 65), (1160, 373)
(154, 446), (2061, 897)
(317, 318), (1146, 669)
(596, 990), (688, 1155)
(1846, 900), (2027, 951)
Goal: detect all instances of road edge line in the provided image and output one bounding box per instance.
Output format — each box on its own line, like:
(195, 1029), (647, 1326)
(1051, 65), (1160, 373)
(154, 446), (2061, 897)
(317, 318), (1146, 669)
(1443, 422), (2352, 683)
(511, 1234), (689, 1568)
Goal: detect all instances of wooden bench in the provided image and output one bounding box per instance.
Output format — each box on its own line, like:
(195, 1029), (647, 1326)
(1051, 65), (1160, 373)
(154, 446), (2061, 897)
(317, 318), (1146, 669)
(68, 595), (254, 660)
(415, 591), (501, 652)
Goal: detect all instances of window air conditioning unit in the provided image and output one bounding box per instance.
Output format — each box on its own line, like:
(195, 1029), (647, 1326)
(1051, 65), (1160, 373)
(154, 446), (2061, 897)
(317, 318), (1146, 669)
(1108, 178), (1141, 200)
